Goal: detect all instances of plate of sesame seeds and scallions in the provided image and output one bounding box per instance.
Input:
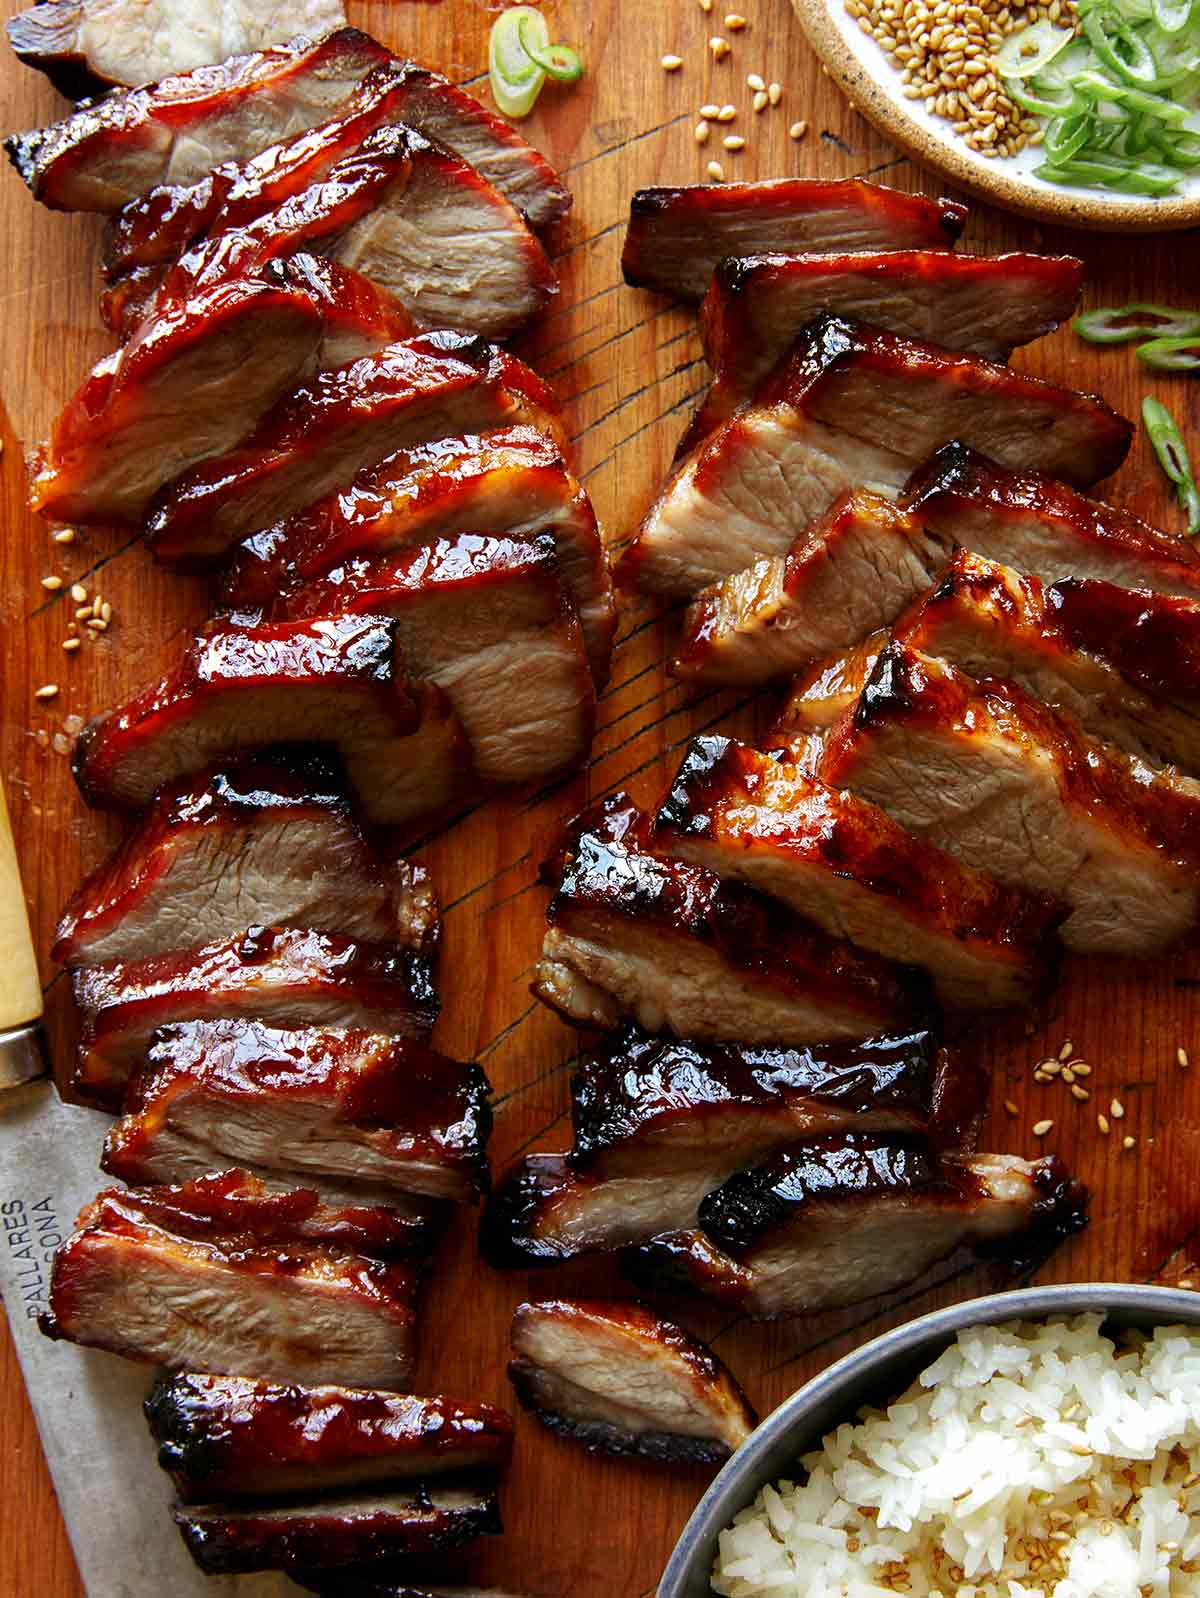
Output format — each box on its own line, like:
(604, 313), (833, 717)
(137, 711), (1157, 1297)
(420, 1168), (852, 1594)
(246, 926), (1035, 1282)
(790, 0), (1200, 230)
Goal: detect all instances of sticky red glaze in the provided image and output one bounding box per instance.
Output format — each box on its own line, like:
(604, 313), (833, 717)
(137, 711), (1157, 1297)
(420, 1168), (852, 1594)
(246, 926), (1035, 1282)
(544, 793), (932, 1027)
(145, 1371), (513, 1502)
(1050, 579), (1200, 707)
(5, 30), (392, 211)
(72, 925), (440, 1105)
(654, 733), (1062, 985)
(53, 753), (438, 967)
(621, 178), (966, 302)
(145, 332), (565, 566)
(760, 317), (1132, 490)
(903, 443), (1200, 590)
(109, 1016), (491, 1198)
(71, 615), (417, 809)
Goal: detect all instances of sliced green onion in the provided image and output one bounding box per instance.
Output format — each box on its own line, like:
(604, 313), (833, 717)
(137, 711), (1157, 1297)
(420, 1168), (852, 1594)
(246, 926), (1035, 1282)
(1153, 0), (1193, 32)
(1074, 303), (1200, 343)
(1003, 77), (1079, 117)
(1138, 335), (1200, 371)
(516, 19), (582, 81)
(489, 7), (546, 118)
(1081, 3), (1161, 84)
(1143, 396), (1200, 534)
(994, 17), (1076, 75)
(1045, 111), (1094, 161)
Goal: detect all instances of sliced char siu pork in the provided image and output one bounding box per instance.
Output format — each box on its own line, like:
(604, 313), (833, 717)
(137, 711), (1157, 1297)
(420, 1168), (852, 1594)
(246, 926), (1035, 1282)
(532, 793), (932, 1048)
(315, 1588), (526, 1598)
(627, 1137), (1087, 1318)
(904, 443), (1200, 599)
(104, 1019), (491, 1205)
(53, 755), (437, 967)
(41, 1179), (422, 1386)
(696, 250), (1085, 431)
(654, 735), (1062, 1011)
(146, 331), (566, 566)
(73, 925), (439, 1106)
(146, 1372), (512, 1501)
(102, 121), (557, 342)
(479, 1029), (981, 1267)
(6, 0), (347, 97)
(31, 251), (412, 529)
(895, 549), (1200, 776)
(1049, 578), (1200, 710)
(173, 1482), (501, 1577)
(621, 178), (966, 303)
(222, 425), (614, 685)
(818, 640), (1200, 955)
(672, 490), (946, 687)
(771, 633), (889, 760)
(507, 1299), (756, 1464)
(620, 317), (1133, 598)
(6, 29), (571, 226)
(71, 614), (468, 826)
(270, 533), (595, 787)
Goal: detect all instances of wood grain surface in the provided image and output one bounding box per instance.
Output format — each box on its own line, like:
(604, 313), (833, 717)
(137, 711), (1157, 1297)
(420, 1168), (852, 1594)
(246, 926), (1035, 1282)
(2, 0), (1199, 1593)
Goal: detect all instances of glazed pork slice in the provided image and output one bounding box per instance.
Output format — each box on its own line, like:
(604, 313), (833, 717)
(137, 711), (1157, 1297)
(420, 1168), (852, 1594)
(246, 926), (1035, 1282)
(271, 533), (595, 786)
(5, 0), (347, 96)
(146, 331), (566, 566)
(507, 1299), (756, 1464)
(5, 28), (392, 211)
(626, 1139), (1087, 1318)
(621, 178), (966, 303)
(1049, 578), (1200, 712)
(222, 426), (614, 685)
(533, 794), (931, 1047)
(697, 250), (1085, 429)
(174, 1482), (500, 1577)
(620, 316), (1132, 597)
(896, 549), (1200, 775)
(53, 754), (438, 967)
(104, 122), (556, 342)
(40, 1183), (421, 1386)
(655, 735), (1061, 1012)
(146, 1372), (512, 1501)
(73, 925), (439, 1106)
(71, 614), (468, 826)
(104, 1019), (490, 1204)
(771, 634), (889, 760)
(903, 443), (1200, 599)
(671, 490), (946, 686)
(819, 640), (1200, 955)
(480, 1032), (982, 1267)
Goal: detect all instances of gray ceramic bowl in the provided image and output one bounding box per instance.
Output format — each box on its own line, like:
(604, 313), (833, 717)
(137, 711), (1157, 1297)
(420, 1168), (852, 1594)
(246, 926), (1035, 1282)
(659, 1283), (1200, 1598)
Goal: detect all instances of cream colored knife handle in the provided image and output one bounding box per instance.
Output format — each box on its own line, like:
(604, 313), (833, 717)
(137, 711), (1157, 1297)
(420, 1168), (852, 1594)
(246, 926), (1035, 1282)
(0, 777), (48, 1087)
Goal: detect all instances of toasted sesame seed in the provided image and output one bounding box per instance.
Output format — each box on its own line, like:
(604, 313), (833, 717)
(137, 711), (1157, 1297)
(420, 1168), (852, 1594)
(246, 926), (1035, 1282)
(70, 583), (87, 602)
(753, 89), (769, 110)
(1070, 1084), (1090, 1101)
(661, 53), (683, 70)
(1061, 1066), (1075, 1083)
(789, 120), (809, 139)
(1004, 1099), (1019, 1115)
(41, 575), (63, 591)
(1110, 1097), (1125, 1119)
(695, 120), (711, 142)
(723, 133), (745, 149)
(717, 102), (737, 119)
(747, 71), (765, 89)
(86, 617), (108, 632)
(1098, 1113), (1110, 1134)
(53, 528), (76, 544)
(699, 0), (713, 10)
(62, 637), (81, 652)
(725, 12), (748, 28)
(1041, 1059), (1062, 1076)
(1123, 1135), (1135, 1150)
(710, 35), (731, 58)
(100, 601), (113, 624)
(1034, 1070), (1050, 1083)
(706, 159), (725, 179)
(1070, 1061), (1091, 1076)
(768, 80), (782, 103)
(1179, 1046), (1190, 1068)
(1059, 1040), (1074, 1060)
(1032, 1119), (1053, 1136)
(700, 102), (721, 117)
(34, 683), (59, 700)
(76, 605), (93, 621)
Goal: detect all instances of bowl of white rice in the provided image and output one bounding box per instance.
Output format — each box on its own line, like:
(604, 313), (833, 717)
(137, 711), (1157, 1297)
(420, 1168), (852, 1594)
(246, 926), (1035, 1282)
(658, 1283), (1200, 1598)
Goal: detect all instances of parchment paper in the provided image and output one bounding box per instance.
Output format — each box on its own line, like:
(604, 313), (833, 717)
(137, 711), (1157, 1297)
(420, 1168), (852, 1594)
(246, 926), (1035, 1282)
(0, 1077), (296, 1597)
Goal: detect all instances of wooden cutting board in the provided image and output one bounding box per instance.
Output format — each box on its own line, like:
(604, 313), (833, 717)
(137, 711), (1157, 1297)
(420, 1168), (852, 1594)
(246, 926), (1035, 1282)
(2, 0), (1199, 1591)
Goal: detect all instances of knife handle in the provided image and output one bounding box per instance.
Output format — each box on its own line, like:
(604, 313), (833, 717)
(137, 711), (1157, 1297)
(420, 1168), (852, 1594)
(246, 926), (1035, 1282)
(0, 776), (44, 1035)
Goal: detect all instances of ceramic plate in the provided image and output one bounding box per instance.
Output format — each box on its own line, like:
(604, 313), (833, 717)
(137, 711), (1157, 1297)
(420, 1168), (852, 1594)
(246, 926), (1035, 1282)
(791, 0), (1200, 230)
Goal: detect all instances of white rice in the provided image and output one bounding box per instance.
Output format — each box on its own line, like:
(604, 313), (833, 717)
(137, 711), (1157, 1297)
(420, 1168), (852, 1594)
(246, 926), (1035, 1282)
(711, 1315), (1200, 1597)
